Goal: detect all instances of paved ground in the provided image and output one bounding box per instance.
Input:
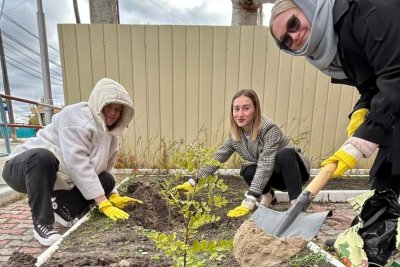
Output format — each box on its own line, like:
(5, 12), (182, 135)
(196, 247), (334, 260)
(0, 193), (356, 265)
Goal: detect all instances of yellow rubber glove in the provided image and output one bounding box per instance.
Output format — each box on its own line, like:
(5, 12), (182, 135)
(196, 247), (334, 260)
(347, 108), (368, 137)
(175, 178), (196, 193)
(227, 205), (251, 217)
(98, 199), (129, 221)
(321, 143), (363, 178)
(109, 193), (143, 209)
(227, 195), (257, 218)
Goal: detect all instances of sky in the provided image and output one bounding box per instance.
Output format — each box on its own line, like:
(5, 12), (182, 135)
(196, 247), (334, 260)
(0, 0), (273, 123)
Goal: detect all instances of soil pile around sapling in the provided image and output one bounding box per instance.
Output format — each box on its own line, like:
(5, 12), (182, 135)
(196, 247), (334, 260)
(124, 181), (183, 231)
(233, 220), (308, 267)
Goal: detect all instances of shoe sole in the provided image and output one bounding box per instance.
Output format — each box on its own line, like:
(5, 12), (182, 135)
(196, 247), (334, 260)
(54, 212), (73, 228)
(33, 230), (61, 246)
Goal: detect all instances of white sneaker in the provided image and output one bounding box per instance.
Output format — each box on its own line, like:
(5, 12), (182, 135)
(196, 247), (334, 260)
(33, 223), (61, 246)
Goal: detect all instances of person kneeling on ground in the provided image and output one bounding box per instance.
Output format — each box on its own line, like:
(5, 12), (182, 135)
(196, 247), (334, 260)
(2, 78), (142, 246)
(176, 89), (311, 217)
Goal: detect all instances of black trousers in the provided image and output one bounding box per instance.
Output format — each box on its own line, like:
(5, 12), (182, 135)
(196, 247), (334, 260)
(240, 148), (309, 200)
(2, 148), (115, 225)
(371, 160), (400, 195)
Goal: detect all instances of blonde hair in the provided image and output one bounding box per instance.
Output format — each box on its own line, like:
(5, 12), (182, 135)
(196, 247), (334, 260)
(230, 89), (262, 141)
(269, 0), (298, 41)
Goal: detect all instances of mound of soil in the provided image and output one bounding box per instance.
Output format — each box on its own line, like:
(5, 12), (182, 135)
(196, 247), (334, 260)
(41, 176), (347, 267)
(4, 252), (37, 267)
(234, 220), (308, 266)
(125, 181), (182, 231)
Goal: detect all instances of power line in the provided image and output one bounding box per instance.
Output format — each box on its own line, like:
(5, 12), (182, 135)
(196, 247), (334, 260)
(5, 54), (63, 82)
(1, 13), (60, 53)
(146, 0), (193, 24)
(2, 29), (61, 67)
(4, 0), (28, 13)
(4, 41), (62, 77)
(6, 60), (63, 86)
(6, 54), (41, 75)
(182, 6), (216, 25)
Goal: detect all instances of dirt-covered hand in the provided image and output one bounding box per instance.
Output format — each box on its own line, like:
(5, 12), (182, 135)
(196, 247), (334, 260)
(291, 190), (313, 212)
(109, 193), (143, 209)
(227, 196), (257, 218)
(98, 199), (129, 221)
(174, 178), (196, 193)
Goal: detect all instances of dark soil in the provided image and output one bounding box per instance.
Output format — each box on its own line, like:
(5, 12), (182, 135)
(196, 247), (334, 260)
(4, 251), (37, 267)
(37, 175), (362, 267)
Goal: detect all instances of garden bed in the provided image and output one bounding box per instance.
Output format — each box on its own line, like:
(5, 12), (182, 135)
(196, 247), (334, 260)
(30, 174), (351, 267)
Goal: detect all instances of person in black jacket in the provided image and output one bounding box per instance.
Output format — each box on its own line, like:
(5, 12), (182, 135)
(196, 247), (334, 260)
(269, 0), (400, 197)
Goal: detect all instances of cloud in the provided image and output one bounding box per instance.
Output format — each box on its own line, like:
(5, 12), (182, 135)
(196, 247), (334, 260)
(0, 0), (271, 123)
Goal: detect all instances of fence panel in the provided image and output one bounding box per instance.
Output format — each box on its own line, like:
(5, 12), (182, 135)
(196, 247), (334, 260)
(58, 24), (369, 168)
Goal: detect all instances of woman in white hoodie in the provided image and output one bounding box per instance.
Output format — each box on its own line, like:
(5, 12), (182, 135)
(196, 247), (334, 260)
(2, 78), (141, 246)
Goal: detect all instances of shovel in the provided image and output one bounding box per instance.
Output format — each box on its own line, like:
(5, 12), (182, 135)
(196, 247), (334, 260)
(250, 163), (337, 240)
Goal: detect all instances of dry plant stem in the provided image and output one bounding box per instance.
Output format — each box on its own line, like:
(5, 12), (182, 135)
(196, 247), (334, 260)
(183, 212), (192, 267)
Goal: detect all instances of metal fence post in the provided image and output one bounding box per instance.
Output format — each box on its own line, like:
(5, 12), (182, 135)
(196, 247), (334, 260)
(0, 96), (11, 156)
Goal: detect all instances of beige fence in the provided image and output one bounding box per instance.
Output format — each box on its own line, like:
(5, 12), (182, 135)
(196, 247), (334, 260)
(58, 24), (373, 168)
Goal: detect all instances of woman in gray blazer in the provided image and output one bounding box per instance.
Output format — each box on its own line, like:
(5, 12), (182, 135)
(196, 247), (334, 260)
(176, 89), (311, 217)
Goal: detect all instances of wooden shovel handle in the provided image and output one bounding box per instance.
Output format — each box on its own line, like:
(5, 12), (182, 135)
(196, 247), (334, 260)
(305, 163), (337, 196)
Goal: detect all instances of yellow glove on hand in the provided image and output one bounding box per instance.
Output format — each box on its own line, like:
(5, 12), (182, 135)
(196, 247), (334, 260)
(109, 193), (143, 209)
(175, 178), (196, 193)
(347, 108), (368, 137)
(321, 143), (363, 178)
(98, 199), (129, 221)
(227, 195), (257, 218)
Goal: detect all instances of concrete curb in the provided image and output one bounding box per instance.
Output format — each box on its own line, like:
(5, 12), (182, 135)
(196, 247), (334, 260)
(35, 211), (92, 266)
(114, 168), (370, 177)
(275, 190), (368, 203)
(0, 185), (23, 206)
(307, 242), (345, 267)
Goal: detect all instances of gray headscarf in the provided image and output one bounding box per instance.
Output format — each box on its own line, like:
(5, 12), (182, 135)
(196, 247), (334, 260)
(271, 0), (347, 79)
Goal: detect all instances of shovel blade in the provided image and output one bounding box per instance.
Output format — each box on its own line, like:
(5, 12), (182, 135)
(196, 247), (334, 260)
(250, 206), (331, 241)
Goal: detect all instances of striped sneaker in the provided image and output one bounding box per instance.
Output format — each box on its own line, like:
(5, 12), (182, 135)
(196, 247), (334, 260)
(33, 223), (61, 246)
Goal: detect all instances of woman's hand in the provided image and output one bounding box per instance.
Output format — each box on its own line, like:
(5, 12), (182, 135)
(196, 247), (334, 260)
(98, 199), (129, 221)
(109, 193), (143, 209)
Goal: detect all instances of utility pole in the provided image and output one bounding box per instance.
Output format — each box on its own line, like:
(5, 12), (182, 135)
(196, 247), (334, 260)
(36, 0), (53, 125)
(73, 0), (81, 24)
(0, 1), (16, 140)
(89, 0), (119, 24)
(231, 0), (275, 25)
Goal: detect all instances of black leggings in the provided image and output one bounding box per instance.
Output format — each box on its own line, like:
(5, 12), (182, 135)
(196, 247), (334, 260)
(240, 148), (309, 200)
(2, 148), (115, 225)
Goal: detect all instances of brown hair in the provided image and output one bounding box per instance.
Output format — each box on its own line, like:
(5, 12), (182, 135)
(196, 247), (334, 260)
(230, 89), (262, 141)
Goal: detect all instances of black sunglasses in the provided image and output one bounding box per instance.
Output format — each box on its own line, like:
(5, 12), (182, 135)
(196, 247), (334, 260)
(279, 14), (300, 50)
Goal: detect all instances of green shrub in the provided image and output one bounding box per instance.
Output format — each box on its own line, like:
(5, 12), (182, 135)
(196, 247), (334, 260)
(148, 144), (233, 267)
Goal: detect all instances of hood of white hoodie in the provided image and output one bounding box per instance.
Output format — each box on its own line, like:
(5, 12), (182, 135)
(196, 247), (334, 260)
(88, 78), (135, 136)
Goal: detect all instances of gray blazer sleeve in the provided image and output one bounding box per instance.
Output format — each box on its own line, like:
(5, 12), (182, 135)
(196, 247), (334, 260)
(197, 135), (235, 180)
